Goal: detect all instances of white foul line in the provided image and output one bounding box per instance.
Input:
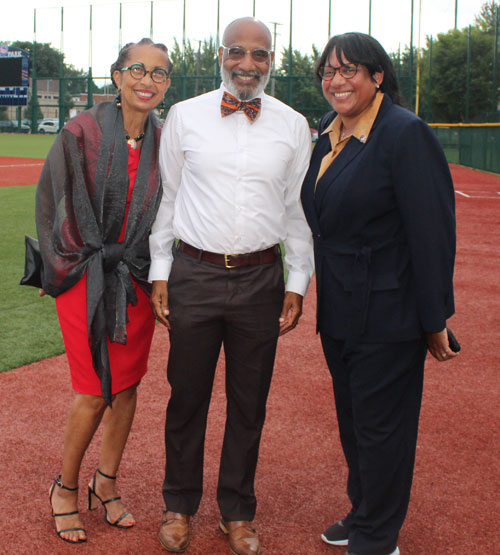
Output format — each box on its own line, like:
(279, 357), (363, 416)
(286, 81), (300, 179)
(0, 163), (44, 168)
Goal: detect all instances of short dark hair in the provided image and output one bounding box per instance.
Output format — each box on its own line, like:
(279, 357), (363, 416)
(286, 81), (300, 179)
(110, 38), (173, 88)
(316, 32), (400, 105)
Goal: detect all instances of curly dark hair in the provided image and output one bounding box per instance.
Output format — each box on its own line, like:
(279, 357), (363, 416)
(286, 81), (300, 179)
(110, 38), (173, 88)
(315, 32), (400, 105)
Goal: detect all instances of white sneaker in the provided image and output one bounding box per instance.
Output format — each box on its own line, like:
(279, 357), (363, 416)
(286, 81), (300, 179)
(346, 546), (399, 555)
(321, 520), (349, 546)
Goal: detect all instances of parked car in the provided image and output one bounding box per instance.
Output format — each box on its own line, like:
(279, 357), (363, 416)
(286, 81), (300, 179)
(21, 119), (31, 131)
(38, 119), (59, 134)
(0, 120), (18, 132)
(14, 120), (31, 133)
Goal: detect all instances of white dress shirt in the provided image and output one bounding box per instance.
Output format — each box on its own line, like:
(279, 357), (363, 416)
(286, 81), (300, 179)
(149, 85), (314, 296)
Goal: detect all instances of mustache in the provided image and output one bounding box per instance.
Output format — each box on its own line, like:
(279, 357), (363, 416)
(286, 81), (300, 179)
(232, 70), (261, 79)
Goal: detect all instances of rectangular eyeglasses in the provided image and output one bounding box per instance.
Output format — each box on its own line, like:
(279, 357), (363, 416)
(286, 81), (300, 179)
(221, 45), (272, 63)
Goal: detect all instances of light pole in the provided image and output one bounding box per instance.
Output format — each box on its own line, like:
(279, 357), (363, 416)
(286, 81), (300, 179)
(328, 0), (332, 38)
(409, 0), (414, 110)
(181, 0), (186, 99)
(288, 0), (293, 105)
(270, 21), (281, 96)
(369, 0), (372, 35)
(415, 0), (422, 116)
(118, 3), (122, 50)
(194, 39), (201, 97)
(150, 1), (153, 39)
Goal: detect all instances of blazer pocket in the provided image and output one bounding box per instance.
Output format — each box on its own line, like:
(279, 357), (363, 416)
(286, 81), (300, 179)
(371, 274), (399, 291)
(342, 273), (399, 292)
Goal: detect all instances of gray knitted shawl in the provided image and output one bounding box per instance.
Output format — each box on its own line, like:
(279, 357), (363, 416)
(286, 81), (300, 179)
(36, 100), (162, 404)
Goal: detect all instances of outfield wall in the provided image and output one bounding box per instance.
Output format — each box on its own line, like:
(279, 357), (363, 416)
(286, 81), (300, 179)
(431, 123), (500, 175)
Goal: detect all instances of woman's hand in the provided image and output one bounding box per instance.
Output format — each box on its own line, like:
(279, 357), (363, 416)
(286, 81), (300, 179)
(38, 288), (46, 297)
(150, 280), (170, 329)
(426, 328), (459, 362)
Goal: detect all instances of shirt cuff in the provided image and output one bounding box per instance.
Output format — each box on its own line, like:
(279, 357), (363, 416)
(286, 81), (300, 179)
(285, 270), (310, 297)
(148, 258), (172, 282)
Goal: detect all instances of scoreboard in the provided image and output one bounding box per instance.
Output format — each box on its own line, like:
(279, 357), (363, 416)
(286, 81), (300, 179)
(0, 57), (24, 86)
(0, 48), (29, 106)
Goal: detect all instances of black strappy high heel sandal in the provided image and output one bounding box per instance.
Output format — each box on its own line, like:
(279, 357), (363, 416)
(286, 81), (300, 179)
(88, 469), (135, 529)
(49, 475), (87, 544)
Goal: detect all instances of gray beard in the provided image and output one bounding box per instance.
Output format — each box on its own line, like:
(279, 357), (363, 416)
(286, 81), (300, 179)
(221, 65), (270, 101)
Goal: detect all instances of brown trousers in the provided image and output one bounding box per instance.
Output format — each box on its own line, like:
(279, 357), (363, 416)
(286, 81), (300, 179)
(162, 248), (284, 521)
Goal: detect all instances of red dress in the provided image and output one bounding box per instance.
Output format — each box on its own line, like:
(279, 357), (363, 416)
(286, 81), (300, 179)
(56, 145), (155, 396)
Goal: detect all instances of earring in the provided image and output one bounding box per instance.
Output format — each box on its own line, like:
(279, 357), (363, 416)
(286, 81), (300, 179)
(115, 90), (122, 108)
(375, 83), (380, 89)
(158, 98), (166, 116)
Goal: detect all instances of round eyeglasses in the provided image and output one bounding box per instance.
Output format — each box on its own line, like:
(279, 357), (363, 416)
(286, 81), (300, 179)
(319, 64), (358, 81)
(221, 45), (272, 63)
(121, 63), (170, 84)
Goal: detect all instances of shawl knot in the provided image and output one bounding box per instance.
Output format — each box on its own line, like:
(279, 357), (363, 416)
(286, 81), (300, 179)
(102, 242), (126, 273)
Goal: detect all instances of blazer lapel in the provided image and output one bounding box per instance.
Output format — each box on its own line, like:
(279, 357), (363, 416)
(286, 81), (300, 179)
(314, 138), (365, 209)
(301, 135), (330, 237)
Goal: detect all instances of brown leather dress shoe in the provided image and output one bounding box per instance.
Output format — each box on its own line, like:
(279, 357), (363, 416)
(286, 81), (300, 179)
(158, 511), (191, 553)
(219, 519), (261, 555)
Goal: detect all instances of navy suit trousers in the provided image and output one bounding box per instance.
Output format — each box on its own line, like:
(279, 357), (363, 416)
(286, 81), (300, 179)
(321, 334), (427, 555)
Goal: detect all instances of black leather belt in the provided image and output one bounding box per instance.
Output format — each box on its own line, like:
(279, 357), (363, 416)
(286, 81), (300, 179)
(178, 240), (279, 268)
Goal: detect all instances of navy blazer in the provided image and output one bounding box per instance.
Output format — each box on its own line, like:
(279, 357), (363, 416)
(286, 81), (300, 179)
(301, 95), (456, 342)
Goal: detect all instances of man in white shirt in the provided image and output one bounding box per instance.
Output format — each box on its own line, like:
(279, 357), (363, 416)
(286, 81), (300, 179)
(149, 17), (313, 555)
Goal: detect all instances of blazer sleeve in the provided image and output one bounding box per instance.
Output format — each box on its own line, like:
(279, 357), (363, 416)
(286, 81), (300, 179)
(391, 117), (456, 333)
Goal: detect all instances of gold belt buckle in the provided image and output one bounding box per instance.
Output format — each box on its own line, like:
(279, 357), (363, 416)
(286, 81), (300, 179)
(224, 253), (240, 268)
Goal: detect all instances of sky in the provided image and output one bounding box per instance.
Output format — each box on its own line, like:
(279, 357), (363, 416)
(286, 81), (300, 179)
(0, 0), (489, 83)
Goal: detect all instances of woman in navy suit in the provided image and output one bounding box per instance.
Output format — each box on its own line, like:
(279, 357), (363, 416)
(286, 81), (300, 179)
(301, 33), (458, 555)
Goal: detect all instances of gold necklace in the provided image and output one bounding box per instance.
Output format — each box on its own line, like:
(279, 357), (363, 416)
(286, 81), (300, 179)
(340, 126), (354, 141)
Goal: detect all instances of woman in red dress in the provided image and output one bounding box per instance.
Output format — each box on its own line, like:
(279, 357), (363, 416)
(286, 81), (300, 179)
(36, 38), (172, 544)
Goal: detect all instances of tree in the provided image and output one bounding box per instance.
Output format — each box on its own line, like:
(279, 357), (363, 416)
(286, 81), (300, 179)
(418, 28), (495, 122)
(390, 47), (418, 111)
(7, 40), (62, 78)
(388, 1), (499, 122)
(475, 0), (500, 32)
(23, 94), (43, 123)
(274, 46), (329, 127)
(162, 37), (219, 113)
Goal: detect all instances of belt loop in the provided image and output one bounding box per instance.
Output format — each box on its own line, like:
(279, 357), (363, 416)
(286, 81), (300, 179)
(197, 248), (203, 263)
(258, 251), (263, 264)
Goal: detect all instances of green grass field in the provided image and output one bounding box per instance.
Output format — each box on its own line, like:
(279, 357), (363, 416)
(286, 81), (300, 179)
(0, 133), (56, 159)
(0, 135), (64, 372)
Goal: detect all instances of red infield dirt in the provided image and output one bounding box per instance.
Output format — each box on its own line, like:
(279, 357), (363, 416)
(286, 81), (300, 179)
(0, 164), (499, 554)
(0, 157), (44, 187)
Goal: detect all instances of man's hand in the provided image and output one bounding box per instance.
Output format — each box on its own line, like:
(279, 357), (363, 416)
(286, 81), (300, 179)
(426, 328), (459, 362)
(150, 280), (170, 329)
(279, 291), (303, 336)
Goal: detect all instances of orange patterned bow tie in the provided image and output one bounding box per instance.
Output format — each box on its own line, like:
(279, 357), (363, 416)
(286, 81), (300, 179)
(221, 91), (262, 122)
